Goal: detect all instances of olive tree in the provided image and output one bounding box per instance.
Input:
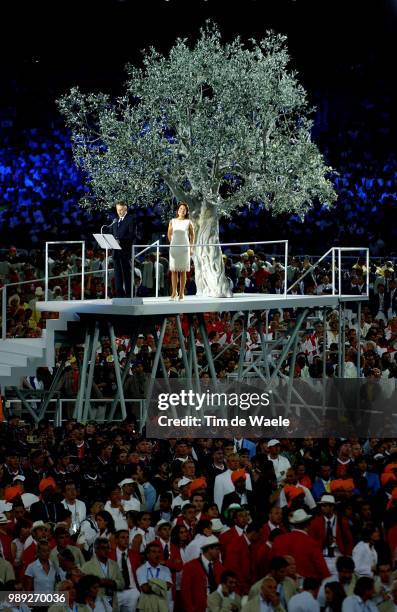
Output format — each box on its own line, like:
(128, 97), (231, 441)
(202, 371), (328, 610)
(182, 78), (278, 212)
(58, 25), (336, 297)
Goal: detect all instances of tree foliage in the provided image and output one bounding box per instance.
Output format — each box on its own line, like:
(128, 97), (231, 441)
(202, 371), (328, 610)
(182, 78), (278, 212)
(58, 23), (336, 219)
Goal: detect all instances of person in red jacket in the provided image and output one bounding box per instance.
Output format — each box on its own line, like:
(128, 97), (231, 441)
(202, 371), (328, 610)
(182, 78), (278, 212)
(271, 508), (330, 582)
(222, 522), (260, 595)
(181, 535), (223, 612)
(308, 494), (354, 576)
(21, 521), (50, 570)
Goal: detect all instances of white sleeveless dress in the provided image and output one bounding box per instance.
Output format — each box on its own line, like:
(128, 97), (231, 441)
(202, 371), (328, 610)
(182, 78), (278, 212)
(169, 218), (191, 272)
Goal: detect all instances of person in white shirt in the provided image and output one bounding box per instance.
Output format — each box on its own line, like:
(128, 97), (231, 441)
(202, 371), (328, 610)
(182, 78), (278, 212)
(213, 454), (252, 511)
(77, 501), (104, 553)
(25, 541), (57, 593)
(136, 543), (173, 609)
(119, 479), (142, 513)
(114, 530), (140, 612)
(61, 481), (86, 535)
(267, 440), (291, 485)
(104, 486), (128, 532)
(352, 528), (378, 577)
(287, 577), (320, 611)
(129, 512), (155, 552)
(184, 519), (213, 562)
(341, 576), (377, 611)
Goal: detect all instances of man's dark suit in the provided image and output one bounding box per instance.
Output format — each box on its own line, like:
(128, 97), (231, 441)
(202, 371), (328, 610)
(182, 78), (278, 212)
(221, 489), (256, 518)
(111, 213), (135, 297)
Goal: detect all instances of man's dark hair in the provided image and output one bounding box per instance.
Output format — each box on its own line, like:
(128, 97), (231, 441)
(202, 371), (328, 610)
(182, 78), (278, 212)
(336, 556), (355, 572)
(59, 548), (75, 563)
(196, 519), (212, 535)
(269, 556), (289, 572)
(303, 577), (320, 591)
(115, 529), (129, 539)
(220, 570), (237, 584)
(145, 542), (161, 556)
(354, 576), (374, 598)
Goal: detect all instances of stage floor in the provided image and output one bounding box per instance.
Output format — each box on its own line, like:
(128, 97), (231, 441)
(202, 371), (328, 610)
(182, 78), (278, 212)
(38, 292), (367, 317)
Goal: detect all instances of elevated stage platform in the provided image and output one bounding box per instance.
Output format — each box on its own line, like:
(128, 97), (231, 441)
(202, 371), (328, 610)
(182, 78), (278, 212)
(37, 292), (367, 317)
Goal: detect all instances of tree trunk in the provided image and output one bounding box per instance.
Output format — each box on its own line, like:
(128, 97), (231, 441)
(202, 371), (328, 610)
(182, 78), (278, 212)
(190, 200), (233, 298)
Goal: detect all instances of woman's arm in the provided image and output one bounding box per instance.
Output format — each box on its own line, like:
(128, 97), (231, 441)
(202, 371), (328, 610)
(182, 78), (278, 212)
(189, 222), (195, 253)
(167, 221), (173, 242)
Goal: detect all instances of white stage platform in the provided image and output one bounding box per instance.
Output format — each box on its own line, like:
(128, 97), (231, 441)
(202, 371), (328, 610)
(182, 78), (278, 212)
(37, 293), (367, 317)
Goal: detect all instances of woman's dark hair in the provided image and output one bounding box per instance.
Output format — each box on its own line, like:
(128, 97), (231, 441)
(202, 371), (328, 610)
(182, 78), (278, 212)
(95, 510), (115, 534)
(75, 574), (101, 604)
(176, 202), (189, 218)
(171, 524), (187, 546)
(13, 519), (31, 539)
(324, 581), (346, 612)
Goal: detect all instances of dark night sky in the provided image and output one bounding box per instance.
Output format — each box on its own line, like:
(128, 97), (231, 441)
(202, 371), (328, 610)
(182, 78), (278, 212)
(1, 0), (397, 125)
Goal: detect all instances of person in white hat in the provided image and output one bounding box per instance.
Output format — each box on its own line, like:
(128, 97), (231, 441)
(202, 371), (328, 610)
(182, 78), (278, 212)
(267, 440), (291, 486)
(181, 535), (222, 611)
(271, 509), (330, 582)
(119, 479), (142, 513)
(13, 475), (40, 511)
(308, 494), (354, 576)
(153, 520), (172, 562)
(171, 477), (192, 511)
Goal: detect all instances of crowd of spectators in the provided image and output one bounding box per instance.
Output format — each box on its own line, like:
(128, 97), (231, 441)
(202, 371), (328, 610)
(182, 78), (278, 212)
(0, 419), (397, 610)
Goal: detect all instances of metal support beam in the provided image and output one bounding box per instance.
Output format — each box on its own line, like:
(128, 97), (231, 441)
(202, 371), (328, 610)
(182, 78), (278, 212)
(357, 301), (362, 376)
(176, 315), (191, 385)
(82, 322), (100, 422)
(269, 309), (309, 383)
(322, 307), (327, 413)
(257, 316), (271, 381)
(108, 333), (138, 421)
(74, 328), (92, 421)
(237, 311), (249, 380)
(198, 314), (218, 383)
(108, 322), (127, 420)
(188, 317), (200, 389)
(146, 317), (168, 413)
(13, 388), (40, 423)
(38, 356), (67, 421)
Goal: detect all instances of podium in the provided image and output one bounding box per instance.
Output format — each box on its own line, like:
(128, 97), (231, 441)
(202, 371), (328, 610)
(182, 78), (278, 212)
(93, 233), (121, 300)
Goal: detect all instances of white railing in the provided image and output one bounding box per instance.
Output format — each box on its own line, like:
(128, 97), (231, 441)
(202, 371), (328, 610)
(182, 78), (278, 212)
(287, 246), (369, 299)
(5, 397), (146, 429)
(0, 240), (370, 340)
(132, 239), (289, 298)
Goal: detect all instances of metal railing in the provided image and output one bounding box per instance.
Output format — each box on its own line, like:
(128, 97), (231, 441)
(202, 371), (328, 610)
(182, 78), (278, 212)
(5, 397), (146, 429)
(132, 239), (289, 298)
(0, 239), (371, 341)
(287, 247), (369, 299)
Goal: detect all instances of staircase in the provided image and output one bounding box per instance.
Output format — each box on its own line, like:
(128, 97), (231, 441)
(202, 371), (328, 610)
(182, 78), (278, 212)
(0, 309), (80, 387)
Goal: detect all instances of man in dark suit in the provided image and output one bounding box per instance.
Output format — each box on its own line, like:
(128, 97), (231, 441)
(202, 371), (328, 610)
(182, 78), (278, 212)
(221, 469), (255, 518)
(111, 202), (135, 298)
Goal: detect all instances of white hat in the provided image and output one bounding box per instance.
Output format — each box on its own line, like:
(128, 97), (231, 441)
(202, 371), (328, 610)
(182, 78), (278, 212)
(13, 475), (25, 482)
(155, 519), (171, 532)
(289, 509), (312, 524)
(3, 503), (12, 512)
(35, 287), (44, 296)
(200, 535), (220, 550)
(267, 439), (280, 448)
(123, 498), (141, 512)
(181, 500), (191, 509)
(319, 495), (336, 505)
(0, 513), (7, 524)
(31, 520), (47, 531)
(211, 519), (224, 533)
(178, 477), (192, 487)
(118, 478), (135, 488)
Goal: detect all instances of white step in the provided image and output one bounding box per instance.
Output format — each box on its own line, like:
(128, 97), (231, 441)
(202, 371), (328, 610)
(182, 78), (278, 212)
(0, 340), (45, 358)
(0, 352), (28, 367)
(0, 365), (12, 377)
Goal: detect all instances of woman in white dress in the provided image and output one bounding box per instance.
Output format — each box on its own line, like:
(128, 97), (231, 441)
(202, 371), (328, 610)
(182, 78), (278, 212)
(167, 202), (194, 301)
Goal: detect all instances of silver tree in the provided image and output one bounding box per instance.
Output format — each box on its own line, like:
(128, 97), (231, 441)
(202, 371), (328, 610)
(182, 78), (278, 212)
(58, 25), (336, 298)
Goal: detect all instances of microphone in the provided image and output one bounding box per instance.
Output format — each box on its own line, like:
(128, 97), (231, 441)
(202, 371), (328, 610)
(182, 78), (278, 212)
(101, 218), (117, 234)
